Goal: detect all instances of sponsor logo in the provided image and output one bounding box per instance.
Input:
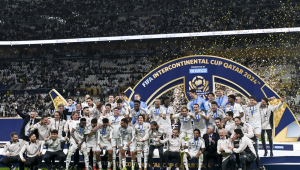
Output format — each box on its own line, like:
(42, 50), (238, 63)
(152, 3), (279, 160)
(189, 68), (208, 74)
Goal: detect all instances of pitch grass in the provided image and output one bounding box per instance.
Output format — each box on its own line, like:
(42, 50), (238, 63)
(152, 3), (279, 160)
(0, 168), (107, 170)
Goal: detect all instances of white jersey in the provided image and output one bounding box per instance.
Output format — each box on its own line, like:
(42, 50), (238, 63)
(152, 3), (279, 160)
(86, 125), (98, 146)
(119, 125), (135, 143)
(244, 104), (261, 128)
(82, 116), (92, 126)
(134, 122), (150, 140)
(2, 139), (26, 156)
(129, 108), (147, 124)
(108, 115), (124, 138)
(217, 138), (233, 161)
(175, 114), (193, 132)
(49, 118), (66, 137)
(161, 104), (174, 126)
(119, 106), (129, 117)
(103, 102), (117, 112)
(259, 101), (283, 130)
(148, 106), (166, 125)
(72, 123), (89, 143)
(187, 137), (205, 153)
(98, 126), (113, 143)
(207, 108), (225, 125)
(225, 103), (244, 121)
(98, 111), (113, 123)
(192, 111), (207, 130)
(30, 123), (51, 140)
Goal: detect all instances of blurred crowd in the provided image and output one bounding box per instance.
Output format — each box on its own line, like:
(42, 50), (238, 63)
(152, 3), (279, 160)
(0, 0), (299, 40)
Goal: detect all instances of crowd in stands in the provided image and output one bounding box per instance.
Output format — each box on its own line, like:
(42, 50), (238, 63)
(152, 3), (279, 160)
(0, 0), (299, 40)
(1, 32), (300, 119)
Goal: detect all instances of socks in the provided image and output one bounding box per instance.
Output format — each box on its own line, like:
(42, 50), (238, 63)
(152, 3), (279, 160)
(93, 155), (97, 167)
(113, 148), (116, 167)
(183, 154), (189, 170)
(132, 160), (136, 168)
(108, 162), (112, 168)
(198, 154), (203, 170)
(137, 152), (142, 168)
(119, 152), (122, 168)
(122, 158), (126, 168)
(144, 152), (148, 169)
(97, 161), (102, 169)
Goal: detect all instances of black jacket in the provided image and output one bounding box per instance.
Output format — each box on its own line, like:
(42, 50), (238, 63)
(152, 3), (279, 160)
(203, 132), (219, 153)
(15, 108), (40, 139)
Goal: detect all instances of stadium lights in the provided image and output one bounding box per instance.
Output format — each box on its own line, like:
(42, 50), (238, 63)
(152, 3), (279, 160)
(0, 27), (299, 45)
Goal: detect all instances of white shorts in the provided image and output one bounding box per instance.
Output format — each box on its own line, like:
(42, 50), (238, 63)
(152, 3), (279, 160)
(188, 151), (200, 159)
(87, 143), (97, 152)
(136, 141), (149, 152)
(199, 128), (206, 137)
(69, 141), (88, 153)
(96, 142), (113, 151)
(111, 138), (122, 147)
(122, 141), (136, 152)
(254, 126), (261, 135)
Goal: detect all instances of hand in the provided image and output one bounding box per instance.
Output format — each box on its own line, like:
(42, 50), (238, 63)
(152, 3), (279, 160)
(119, 112), (123, 116)
(99, 144), (103, 149)
(93, 126), (98, 131)
(183, 145), (188, 149)
(98, 124), (102, 129)
(115, 96), (119, 100)
(64, 136), (69, 140)
(226, 104), (230, 108)
(170, 113), (173, 115)
(30, 125), (34, 129)
(127, 141), (132, 147)
(37, 152), (42, 156)
(195, 152), (200, 158)
(13, 103), (17, 107)
(228, 146), (234, 150)
(78, 144), (81, 150)
(129, 122), (133, 126)
(108, 138), (111, 142)
(280, 96), (285, 102)
(44, 137), (49, 141)
(21, 158), (26, 162)
(66, 129), (69, 132)
(156, 138), (160, 142)
(159, 113), (162, 117)
(136, 138), (140, 142)
(36, 140), (39, 144)
(219, 148), (224, 152)
(6, 153), (11, 157)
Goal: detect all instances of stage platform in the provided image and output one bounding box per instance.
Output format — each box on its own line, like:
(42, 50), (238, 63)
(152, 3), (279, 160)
(1, 142), (300, 170)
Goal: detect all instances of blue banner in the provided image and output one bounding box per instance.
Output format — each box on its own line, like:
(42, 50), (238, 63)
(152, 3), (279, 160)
(125, 55), (300, 142)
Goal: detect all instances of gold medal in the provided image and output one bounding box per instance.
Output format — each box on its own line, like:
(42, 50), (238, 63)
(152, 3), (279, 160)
(209, 143), (211, 145)
(252, 115), (253, 117)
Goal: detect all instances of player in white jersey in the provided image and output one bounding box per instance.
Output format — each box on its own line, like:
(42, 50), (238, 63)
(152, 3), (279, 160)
(99, 104), (113, 123)
(207, 101), (225, 125)
(259, 96), (284, 157)
(66, 118), (89, 170)
(147, 99), (166, 125)
(171, 107), (193, 140)
(161, 97), (174, 136)
(97, 118), (113, 170)
(109, 107), (124, 170)
(204, 92), (215, 110)
(128, 100), (147, 125)
(82, 94), (91, 108)
(103, 94), (117, 112)
(119, 118), (136, 170)
(190, 104), (208, 137)
(82, 107), (92, 126)
(116, 92), (131, 109)
(117, 99), (129, 117)
(225, 95), (244, 122)
(134, 115), (150, 170)
(183, 129), (205, 170)
(87, 118), (99, 170)
(224, 111), (235, 137)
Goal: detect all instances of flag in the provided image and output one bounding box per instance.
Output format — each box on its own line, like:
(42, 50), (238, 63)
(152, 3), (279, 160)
(49, 89), (67, 110)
